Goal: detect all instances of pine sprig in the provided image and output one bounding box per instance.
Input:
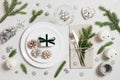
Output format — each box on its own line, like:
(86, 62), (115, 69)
(95, 6), (120, 33)
(20, 63), (27, 74)
(0, 0), (28, 23)
(9, 49), (17, 57)
(29, 10), (43, 23)
(78, 26), (95, 66)
(54, 61), (66, 78)
(97, 41), (113, 54)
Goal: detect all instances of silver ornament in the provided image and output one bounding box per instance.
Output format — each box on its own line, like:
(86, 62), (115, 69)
(79, 72), (84, 77)
(95, 57), (100, 62)
(111, 60), (115, 65)
(32, 71), (37, 76)
(15, 71), (19, 74)
(44, 12), (50, 16)
(1, 55), (7, 60)
(64, 68), (70, 74)
(0, 27), (17, 44)
(44, 71), (49, 75)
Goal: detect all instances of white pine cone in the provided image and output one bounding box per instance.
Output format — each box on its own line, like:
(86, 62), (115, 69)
(27, 40), (38, 49)
(41, 50), (52, 59)
(31, 48), (41, 58)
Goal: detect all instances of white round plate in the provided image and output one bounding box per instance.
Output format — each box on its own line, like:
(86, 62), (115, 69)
(20, 22), (67, 68)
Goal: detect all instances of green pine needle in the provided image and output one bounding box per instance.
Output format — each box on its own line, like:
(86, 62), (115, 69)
(99, 6), (107, 12)
(97, 41), (113, 54)
(78, 26), (95, 66)
(0, 0), (27, 23)
(97, 46), (105, 55)
(20, 63), (27, 74)
(9, 49), (17, 57)
(95, 6), (120, 33)
(95, 22), (112, 27)
(104, 41), (113, 47)
(54, 61), (66, 78)
(29, 10), (43, 23)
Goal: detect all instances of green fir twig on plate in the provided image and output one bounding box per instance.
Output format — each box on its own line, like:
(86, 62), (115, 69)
(95, 6), (120, 33)
(29, 10), (43, 23)
(9, 49), (17, 57)
(97, 41), (113, 54)
(78, 26), (95, 66)
(0, 0), (28, 23)
(54, 61), (66, 78)
(20, 63), (27, 74)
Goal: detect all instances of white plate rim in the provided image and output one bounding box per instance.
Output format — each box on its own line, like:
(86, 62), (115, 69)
(20, 22), (67, 68)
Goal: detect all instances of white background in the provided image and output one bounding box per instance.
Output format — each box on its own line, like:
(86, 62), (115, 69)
(0, 0), (120, 80)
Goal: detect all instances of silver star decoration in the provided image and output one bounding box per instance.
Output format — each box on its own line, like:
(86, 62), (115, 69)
(95, 57), (100, 62)
(79, 72), (84, 77)
(16, 19), (25, 29)
(111, 60), (115, 65)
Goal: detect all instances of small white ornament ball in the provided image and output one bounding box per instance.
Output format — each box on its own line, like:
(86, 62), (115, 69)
(104, 48), (117, 59)
(97, 30), (110, 41)
(6, 58), (17, 69)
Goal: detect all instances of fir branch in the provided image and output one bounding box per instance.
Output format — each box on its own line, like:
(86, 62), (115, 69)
(78, 26), (95, 66)
(97, 41), (113, 54)
(29, 10), (43, 23)
(95, 6), (120, 33)
(4, 0), (9, 12)
(10, 3), (27, 15)
(20, 63), (27, 74)
(9, 49), (17, 57)
(88, 33), (96, 38)
(0, 0), (27, 23)
(54, 61), (66, 78)
(95, 22), (112, 27)
(99, 6), (107, 12)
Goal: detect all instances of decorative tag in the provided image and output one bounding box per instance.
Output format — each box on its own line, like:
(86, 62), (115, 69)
(81, 7), (95, 20)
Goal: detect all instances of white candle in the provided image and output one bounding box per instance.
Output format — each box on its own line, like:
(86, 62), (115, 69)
(104, 48), (117, 59)
(97, 30), (110, 41)
(6, 58), (17, 69)
(99, 62), (112, 76)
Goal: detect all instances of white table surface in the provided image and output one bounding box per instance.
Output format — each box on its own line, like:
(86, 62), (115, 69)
(0, 0), (120, 80)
